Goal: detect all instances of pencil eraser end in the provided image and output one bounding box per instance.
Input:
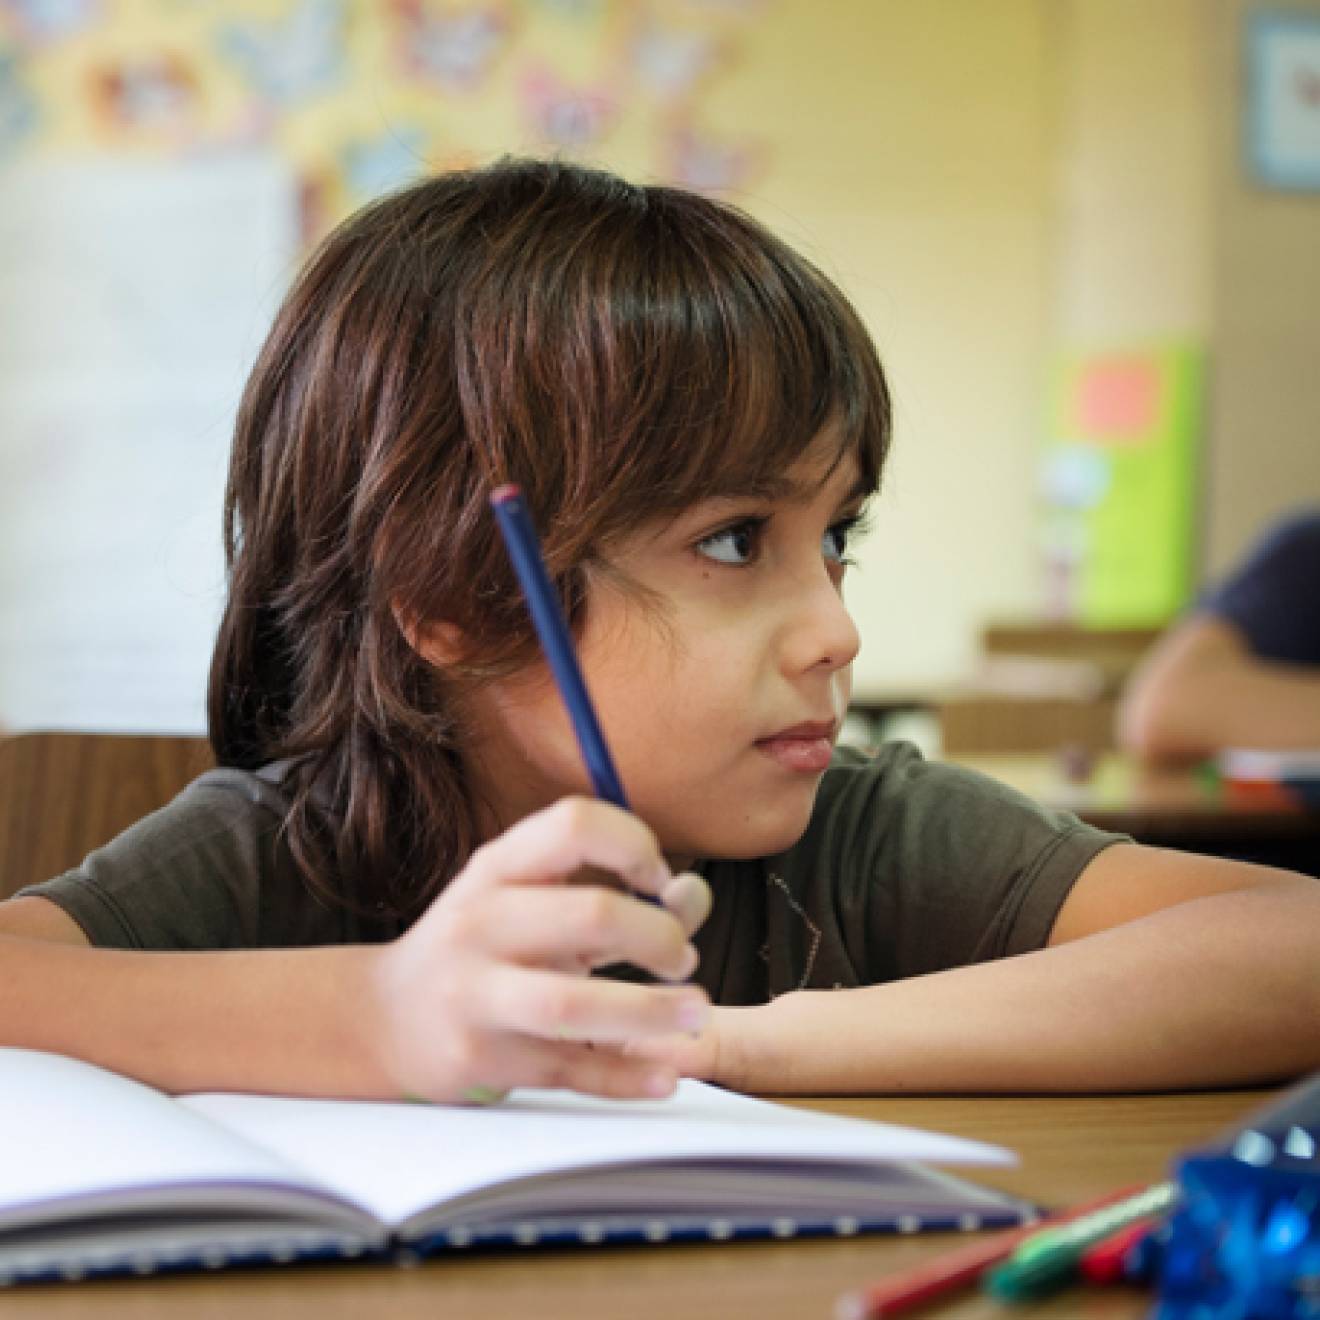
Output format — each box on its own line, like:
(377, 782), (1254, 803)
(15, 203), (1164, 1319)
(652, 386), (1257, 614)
(490, 483), (522, 505)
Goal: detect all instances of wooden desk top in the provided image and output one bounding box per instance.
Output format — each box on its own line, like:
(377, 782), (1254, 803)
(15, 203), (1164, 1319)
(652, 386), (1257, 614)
(949, 752), (1317, 842)
(0, 1088), (1271, 1320)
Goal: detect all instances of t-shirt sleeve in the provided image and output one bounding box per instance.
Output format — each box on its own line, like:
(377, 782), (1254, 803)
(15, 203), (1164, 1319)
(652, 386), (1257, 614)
(794, 744), (1128, 982)
(14, 771), (290, 951)
(1199, 510), (1320, 665)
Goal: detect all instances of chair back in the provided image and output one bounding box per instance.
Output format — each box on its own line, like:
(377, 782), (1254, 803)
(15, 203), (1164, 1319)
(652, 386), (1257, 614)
(0, 733), (213, 899)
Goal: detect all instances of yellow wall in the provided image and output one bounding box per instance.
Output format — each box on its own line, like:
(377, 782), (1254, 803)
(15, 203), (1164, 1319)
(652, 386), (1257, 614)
(693, 0), (1052, 697)
(20, 2), (1317, 716)
(1051, 0), (1213, 344)
(7, 0), (1320, 728)
(1, 0), (1056, 706)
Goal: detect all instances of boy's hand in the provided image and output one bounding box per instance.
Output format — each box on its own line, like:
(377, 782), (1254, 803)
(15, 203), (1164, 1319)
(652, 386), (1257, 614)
(364, 797), (712, 1105)
(623, 1004), (765, 1093)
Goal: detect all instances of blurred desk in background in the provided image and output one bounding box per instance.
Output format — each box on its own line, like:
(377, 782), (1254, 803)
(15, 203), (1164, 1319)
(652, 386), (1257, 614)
(931, 623), (1163, 757)
(948, 752), (1320, 875)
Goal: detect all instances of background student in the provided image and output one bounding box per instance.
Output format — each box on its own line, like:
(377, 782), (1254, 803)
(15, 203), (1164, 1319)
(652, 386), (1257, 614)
(1119, 508), (1320, 764)
(0, 160), (1317, 1105)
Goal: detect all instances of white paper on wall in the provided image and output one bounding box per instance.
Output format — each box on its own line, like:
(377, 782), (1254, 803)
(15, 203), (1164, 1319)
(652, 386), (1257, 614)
(0, 152), (299, 733)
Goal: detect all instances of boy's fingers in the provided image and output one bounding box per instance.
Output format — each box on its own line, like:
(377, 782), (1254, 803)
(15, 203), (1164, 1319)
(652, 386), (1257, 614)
(461, 1037), (678, 1103)
(660, 871), (712, 939)
(469, 887), (698, 982)
(458, 797), (671, 900)
(479, 965), (710, 1045)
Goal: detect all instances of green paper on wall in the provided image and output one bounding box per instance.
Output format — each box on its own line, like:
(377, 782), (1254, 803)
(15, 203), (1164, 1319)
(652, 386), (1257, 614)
(1040, 345), (1203, 626)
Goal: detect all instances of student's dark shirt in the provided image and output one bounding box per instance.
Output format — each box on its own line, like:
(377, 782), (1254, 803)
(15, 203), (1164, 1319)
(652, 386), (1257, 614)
(18, 743), (1126, 1004)
(1201, 509), (1320, 666)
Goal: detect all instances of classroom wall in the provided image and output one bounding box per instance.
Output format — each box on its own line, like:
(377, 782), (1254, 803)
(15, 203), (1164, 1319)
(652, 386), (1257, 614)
(1205, 0), (1320, 577)
(2, 1), (1315, 731)
(1050, 0), (1214, 345)
(709, 0), (1051, 699)
(1049, 0), (1320, 586)
(0, 0), (1052, 725)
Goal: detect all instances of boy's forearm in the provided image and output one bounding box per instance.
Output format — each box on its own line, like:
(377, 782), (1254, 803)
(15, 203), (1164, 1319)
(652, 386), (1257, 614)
(0, 936), (392, 1097)
(724, 883), (1320, 1094)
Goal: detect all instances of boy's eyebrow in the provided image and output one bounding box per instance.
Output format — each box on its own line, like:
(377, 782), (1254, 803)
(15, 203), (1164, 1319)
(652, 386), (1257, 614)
(639, 467), (869, 546)
(702, 467), (869, 508)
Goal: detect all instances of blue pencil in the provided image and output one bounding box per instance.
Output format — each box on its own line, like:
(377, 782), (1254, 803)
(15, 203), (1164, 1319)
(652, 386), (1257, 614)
(489, 483), (631, 812)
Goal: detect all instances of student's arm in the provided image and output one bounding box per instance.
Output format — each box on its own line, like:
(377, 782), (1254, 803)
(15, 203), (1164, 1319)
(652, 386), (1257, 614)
(1118, 613), (1320, 763)
(0, 907), (400, 1095)
(0, 896), (89, 943)
(643, 844), (1320, 1093)
(0, 799), (710, 1100)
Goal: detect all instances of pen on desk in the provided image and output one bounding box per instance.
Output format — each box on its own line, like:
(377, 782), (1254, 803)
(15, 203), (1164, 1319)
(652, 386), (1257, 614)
(1077, 1216), (1160, 1285)
(984, 1179), (1178, 1302)
(833, 1183), (1146, 1320)
(489, 483), (661, 906)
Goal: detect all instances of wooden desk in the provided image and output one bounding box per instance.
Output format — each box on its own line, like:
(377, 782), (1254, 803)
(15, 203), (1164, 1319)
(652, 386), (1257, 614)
(0, 1089), (1270, 1319)
(950, 753), (1319, 869)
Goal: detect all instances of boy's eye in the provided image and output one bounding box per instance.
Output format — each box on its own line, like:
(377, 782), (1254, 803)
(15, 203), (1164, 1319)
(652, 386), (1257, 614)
(695, 513), (867, 568)
(824, 515), (864, 565)
(695, 519), (763, 565)
(823, 524), (848, 563)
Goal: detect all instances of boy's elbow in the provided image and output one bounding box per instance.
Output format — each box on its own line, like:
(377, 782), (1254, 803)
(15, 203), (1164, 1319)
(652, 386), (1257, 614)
(1118, 614), (1254, 764)
(0, 896), (91, 946)
(1115, 693), (1164, 761)
(1116, 682), (1210, 765)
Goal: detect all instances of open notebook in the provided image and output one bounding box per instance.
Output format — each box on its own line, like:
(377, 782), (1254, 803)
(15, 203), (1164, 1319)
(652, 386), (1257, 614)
(0, 1047), (1033, 1285)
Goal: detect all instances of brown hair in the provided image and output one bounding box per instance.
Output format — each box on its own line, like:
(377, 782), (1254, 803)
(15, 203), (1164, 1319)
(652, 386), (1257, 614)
(208, 157), (892, 926)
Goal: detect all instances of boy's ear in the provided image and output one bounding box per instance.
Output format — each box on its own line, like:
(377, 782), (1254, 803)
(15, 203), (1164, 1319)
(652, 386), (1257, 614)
(393, 601), (469, 668)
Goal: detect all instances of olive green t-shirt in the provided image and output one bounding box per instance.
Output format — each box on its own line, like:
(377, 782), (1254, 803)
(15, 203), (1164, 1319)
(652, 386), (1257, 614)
(18, 742), (1124, 1004)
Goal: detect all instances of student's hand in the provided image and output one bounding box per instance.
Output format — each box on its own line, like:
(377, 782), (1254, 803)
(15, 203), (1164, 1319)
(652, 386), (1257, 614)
(364, 797), (712, 1105)
(622, 1004), (766, 1092)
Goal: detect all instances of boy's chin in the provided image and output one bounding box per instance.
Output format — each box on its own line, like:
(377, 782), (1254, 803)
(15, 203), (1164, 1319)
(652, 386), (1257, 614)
(654, 777), (823, 863)
(688, 803), (817, 863)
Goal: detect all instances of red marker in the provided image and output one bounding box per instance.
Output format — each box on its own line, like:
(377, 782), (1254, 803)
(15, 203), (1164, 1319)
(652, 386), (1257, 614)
(835, 1184), (1147, 1320)
(1078, 1217), (1158, 1285)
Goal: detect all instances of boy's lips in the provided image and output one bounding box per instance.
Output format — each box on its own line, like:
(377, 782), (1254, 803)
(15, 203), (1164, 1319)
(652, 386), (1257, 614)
(754, 720), (838, 773)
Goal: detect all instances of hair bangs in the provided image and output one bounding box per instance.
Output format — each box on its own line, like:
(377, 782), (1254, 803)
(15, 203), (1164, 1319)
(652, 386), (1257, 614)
(574, 190), (892, 546)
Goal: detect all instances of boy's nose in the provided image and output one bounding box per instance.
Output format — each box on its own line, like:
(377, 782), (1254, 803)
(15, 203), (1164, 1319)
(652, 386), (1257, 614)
(782, 572), (861, 676)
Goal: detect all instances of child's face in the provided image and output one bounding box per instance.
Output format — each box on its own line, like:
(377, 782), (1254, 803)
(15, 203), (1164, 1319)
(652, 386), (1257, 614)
(460, 430), (868, 864)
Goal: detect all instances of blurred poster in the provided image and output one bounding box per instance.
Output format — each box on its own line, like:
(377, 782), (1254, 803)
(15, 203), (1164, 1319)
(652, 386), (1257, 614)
(1039, 344), (1203, 627)
(1247, 10), (1320, 191)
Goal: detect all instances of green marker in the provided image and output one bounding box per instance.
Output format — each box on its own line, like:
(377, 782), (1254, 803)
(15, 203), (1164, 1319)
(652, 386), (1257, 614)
(985, 1181), (1178, 1301)
(1195, 759), (1223, 798)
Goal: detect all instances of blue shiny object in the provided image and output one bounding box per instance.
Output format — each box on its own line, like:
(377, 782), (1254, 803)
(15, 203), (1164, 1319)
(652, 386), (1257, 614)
(1154, 1073), (1320, 1320)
